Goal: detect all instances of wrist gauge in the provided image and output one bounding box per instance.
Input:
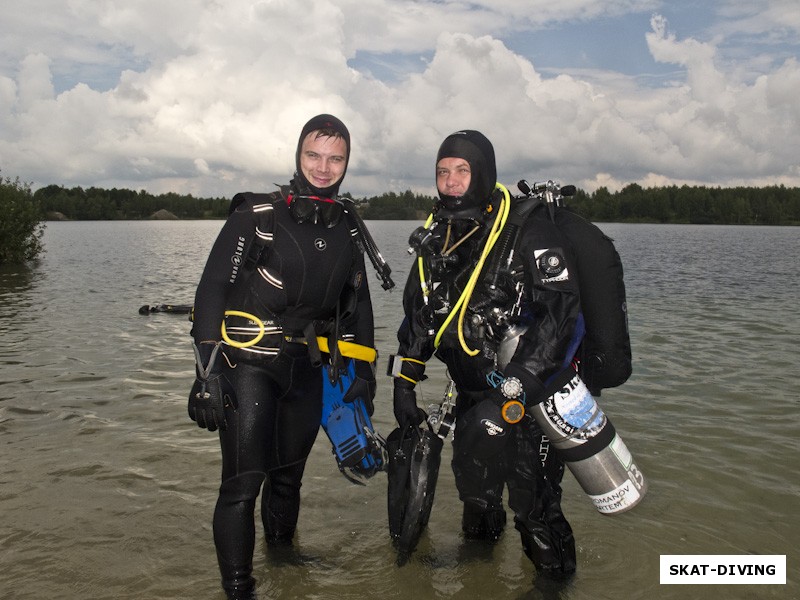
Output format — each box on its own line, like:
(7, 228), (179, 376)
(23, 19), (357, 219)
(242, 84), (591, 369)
(500, 376), (523, 400)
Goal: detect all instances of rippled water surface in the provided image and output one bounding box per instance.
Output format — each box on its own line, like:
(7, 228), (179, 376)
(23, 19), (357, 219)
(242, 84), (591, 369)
(1, 221), (797, 599)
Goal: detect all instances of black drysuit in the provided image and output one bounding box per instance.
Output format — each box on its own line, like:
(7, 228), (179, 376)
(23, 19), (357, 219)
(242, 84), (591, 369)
(395, 201), (581, 576)
(191, 189), (374, 593)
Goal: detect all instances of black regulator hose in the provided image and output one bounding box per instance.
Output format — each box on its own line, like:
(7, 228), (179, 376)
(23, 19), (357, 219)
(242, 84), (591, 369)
(346, 203), (395, 290)
(483, 195), (542, 290)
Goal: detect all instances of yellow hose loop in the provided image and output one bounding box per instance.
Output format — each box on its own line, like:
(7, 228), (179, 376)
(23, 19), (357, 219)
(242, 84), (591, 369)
(221, 310), (376, 361)
(433, 183), (511, 353)
(455, 182), (510, 355)
(403, 357), (426, 366)
(221, 310), (266, 348)
(393, 356), (425, 385)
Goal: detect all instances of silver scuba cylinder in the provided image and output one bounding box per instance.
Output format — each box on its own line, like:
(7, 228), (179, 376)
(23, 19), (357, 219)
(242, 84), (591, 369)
(496, 324), (647, 514)
(529, 369), (647, 514)
(496, 321), (527, 369)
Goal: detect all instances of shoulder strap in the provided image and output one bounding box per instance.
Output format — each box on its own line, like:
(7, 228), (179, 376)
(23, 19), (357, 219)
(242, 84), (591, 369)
(483, 194), (543, 288)
(232, 191), (283, 269)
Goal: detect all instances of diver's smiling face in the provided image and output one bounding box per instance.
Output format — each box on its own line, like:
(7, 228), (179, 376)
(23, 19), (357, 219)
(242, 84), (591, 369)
(299, 132), (348, 193)
(436, 157), (471, 197)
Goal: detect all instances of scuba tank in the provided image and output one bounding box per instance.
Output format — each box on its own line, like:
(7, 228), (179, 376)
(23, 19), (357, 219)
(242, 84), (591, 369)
(495, 321), (647, 514)
(320, 359), (387, 484)
(529, 368), (647, 514)
(486, 180), (645, 514)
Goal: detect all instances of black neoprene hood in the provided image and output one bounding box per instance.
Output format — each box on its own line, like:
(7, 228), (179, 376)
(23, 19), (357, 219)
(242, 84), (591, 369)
(294, 113), (351, 198)
(436, 130), (497, 210)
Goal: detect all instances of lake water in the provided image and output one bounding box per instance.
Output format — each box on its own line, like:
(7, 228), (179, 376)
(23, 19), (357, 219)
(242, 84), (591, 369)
(0, 220), (797, 600)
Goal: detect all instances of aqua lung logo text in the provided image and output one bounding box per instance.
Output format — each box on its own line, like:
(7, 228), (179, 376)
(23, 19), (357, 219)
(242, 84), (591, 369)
(481, 419), (505, 436)
(314, 238), (327, 251)
(230, 236), (246, 283)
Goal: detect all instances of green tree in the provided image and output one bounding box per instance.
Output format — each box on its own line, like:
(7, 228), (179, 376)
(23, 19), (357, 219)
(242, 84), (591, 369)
(650, 187), (672, 222)
(359, 190), (437, 220)
(591, 186), (617, 221)
(0, 173), (46, 263)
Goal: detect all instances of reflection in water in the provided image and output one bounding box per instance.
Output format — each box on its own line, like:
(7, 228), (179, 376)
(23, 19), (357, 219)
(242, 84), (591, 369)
(0, 263), (36, 334)
(0, 262), (35, 293)
(0, 221), (797, 600)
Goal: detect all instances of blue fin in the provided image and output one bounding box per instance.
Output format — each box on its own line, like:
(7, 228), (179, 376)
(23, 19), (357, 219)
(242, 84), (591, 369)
(321, 360), (386, 483)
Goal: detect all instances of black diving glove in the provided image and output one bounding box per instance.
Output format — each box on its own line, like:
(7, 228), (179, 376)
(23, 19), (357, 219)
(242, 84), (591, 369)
(189, 341), (237, 432)
(342, 359), (377, 416)
(393, 379), (426, 430)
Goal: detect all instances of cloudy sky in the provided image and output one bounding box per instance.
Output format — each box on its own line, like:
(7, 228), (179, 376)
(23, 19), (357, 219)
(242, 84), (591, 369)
(1, 0), (798, 199)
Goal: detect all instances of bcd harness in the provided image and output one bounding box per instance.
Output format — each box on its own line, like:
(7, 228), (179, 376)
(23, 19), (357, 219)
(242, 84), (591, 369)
(390, 180), (632, 396)
(222, 190), (392, 374)
(389, 182), (514, 386)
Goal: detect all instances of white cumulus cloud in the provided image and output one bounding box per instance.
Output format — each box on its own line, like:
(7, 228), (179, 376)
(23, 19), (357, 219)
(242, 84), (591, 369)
(0, 0), (797, 197)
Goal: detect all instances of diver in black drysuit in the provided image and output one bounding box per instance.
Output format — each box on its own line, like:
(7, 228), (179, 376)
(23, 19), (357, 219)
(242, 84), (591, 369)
(189, 115), (375, 599)
(391, 130), (579, 578)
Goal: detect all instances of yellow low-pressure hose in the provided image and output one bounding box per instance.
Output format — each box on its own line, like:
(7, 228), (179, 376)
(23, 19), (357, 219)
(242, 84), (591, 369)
(453, 183), (510, 355)
(418, 183), (511, 353)
(417, 213), (435, 304)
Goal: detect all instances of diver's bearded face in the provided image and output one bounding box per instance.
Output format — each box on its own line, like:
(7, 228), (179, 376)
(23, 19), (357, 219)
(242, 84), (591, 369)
(436, 157), (472, 197)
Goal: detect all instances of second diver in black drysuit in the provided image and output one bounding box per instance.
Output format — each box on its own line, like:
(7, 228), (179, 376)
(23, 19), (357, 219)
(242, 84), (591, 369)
(390, 130), (580, 578)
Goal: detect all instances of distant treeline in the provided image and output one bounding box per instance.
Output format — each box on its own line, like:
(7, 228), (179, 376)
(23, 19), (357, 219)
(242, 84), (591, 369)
(568, 183), (800, 225)
(35, 184), (230, 220)
(34, 182), (800, 225)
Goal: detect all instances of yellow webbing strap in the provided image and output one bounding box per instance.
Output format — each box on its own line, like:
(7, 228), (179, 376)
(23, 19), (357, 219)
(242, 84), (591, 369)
(221, 310), (376, 362)
(393, 356), (426, 385)
(315, 338), (377, 363)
